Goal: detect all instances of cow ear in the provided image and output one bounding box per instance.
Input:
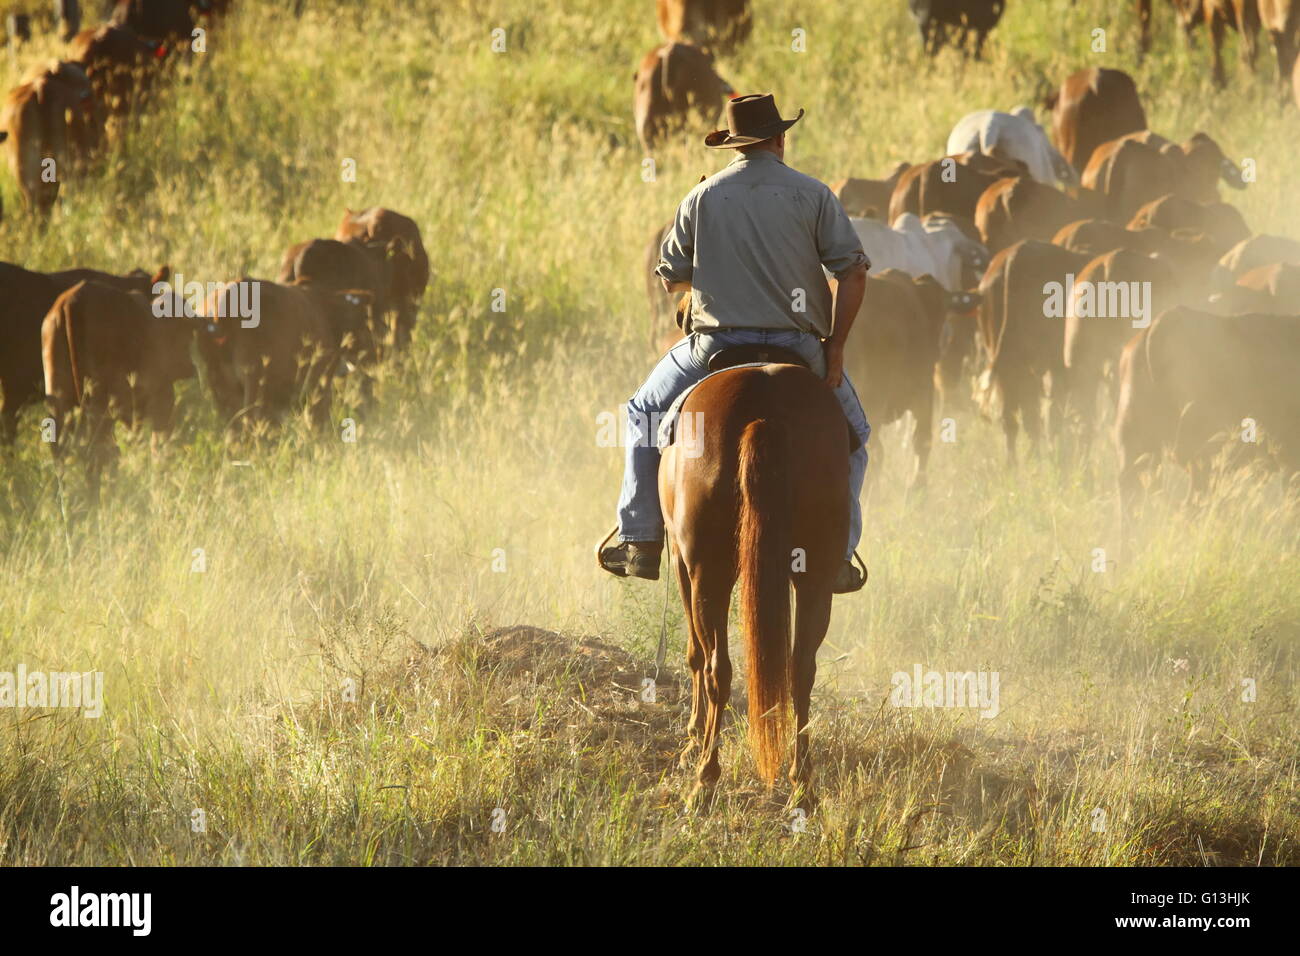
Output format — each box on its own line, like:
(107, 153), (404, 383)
(152, 264), (171, 286)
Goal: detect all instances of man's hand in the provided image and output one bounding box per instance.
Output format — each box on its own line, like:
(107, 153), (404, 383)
(823, 339), (845, 388)
(661, 278), (692, 294)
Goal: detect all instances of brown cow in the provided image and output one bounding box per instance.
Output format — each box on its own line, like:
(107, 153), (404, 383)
(831, 163), (912, 218)
(656, 0), (752, 54)
(976, 239), (1093, 461)
(0, 262), (167, 444)
(1082, 131), (1243, 223)
(1055, 217), (1236, 305)
(334, 207), (429, 348)
(1048, 68), (1147, 174)
(68, 24), (165, 154)
(843, 269), (948, 485)
(109, 0), (196, 43)
(1130, 130), (1246, 200)
(1081, 136), (1175, 223)
(1115, 307), (1300, 515)
(1, 61), (92, 214)
(1059, 248), (1180, 445)
(197, 278), (370, 433)
(279, 238), (390, 362)
(974, 176), (1100, 254)
(633, 42), (731, 155)
(42, 280), (195, 471)
(1126, 194), (1250, 253)
(888, 151), (1027, 222)
(1052, 218), (1138, 256)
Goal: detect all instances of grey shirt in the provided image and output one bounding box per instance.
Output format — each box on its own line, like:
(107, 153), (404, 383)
(655, 150), (869, 337)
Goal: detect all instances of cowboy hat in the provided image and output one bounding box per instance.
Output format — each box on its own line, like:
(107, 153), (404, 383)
(704, 93), (804, 149)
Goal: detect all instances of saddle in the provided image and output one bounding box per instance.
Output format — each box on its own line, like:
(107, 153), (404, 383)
(706, 344), (810, 371)
(659, 346), (859, 454)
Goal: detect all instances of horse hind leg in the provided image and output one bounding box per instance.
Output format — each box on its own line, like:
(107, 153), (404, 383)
(687, 568), (734, 808)
(674, 550), (707, 770)
(790, 582), (833, 807)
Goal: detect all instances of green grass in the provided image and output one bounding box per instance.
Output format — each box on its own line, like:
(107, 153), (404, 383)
(0, 0), (1296, 865)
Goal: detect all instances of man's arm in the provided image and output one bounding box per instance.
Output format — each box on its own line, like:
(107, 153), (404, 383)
(815, 185), (870, 388)
(824, 262), (867, 388)
(655, 191), (698, 294)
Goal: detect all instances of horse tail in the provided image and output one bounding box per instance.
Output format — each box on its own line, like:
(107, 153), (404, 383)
(737, 417), (791, 786)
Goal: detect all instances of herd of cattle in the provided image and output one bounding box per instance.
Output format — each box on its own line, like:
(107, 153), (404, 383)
(1, 203), (429, 470)
(640, 1), (1300, 509)
(0, 3), (437, 477)
(635, 1), (1300, 155)
(1, 0), (1298, 513)
(1, 0), (237, 220)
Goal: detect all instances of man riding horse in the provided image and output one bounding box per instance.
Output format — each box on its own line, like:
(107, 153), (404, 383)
(599, 93), (871, 593)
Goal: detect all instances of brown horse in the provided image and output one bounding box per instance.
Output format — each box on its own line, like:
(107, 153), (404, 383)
(659, 361), (849, 806)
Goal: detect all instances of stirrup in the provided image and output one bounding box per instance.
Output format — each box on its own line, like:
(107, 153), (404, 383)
(836, 550), (869, 594)
(595, 525), (627, 577)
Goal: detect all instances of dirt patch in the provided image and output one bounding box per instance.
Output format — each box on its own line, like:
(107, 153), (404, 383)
(467, 625), (691, 774)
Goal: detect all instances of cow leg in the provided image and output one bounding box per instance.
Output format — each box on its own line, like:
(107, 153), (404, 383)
(79, 390), (116, 499)
(1242, 5), (1260, 72)
(911, 394), (933, 489)
(1209, 11), (1228, 88)
(393, 305), (415, 350)
(1000, 382), (1019, 466)
(148, 386), (176, 456)
(0, 385), (17, 446)
(242, 376), (263, 435)
(307, 360), (334, 433)
(1271, 29), (1297, 89)
(972, 28), (989, 60)
(790, 582), (832, 807)
(1022, 382), (1044, 458)
(927, 20), (946, 56)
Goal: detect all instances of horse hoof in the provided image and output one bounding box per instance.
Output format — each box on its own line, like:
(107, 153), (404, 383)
(686, 782), (717, 814)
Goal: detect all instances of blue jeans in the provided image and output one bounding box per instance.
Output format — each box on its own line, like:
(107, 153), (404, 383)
(616, 328), (870, 560)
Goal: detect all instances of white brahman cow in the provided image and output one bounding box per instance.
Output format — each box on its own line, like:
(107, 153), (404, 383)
(946, 107), (1078, 188)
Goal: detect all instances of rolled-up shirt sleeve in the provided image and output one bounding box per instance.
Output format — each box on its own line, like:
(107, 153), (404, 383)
(655, 192), (696, 284)
(818, 189), (871, 279)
